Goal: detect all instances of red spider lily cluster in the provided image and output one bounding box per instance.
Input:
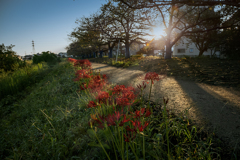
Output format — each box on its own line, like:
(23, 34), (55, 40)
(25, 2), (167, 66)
(68, 58), (107, 92)
(80, 74), (107, 92)
(68, 58), (153, 142)
(87, 85), (136, 109)
(68, 58), (91, 69)
(90, 109), (151, 142)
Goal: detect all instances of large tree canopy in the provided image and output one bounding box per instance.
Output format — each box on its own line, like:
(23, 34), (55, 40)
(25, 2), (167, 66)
(116, 0), (240, 59)
(68, 1), (152, 58)
(100, 1), (151, 58)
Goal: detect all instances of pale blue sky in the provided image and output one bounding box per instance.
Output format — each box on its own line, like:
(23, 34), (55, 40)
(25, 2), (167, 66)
(0, 0), (106, 56)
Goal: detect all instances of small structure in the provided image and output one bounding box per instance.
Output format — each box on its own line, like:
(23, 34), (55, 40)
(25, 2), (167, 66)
(58, 52), (68, 58)
(23, 55), (33, 60)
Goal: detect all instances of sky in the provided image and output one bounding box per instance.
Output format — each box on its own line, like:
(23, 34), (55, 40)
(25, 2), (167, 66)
(0, 0), (107, 56)
(0, 0), (165, 56)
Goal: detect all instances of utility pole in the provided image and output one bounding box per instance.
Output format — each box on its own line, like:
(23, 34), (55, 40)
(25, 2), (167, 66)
(32, 40), (35, 55)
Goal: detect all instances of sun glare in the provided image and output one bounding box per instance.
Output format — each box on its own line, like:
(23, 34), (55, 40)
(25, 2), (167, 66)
(151, 26), (165, 39)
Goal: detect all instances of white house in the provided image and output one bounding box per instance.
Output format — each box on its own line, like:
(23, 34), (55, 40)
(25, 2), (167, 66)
(172, 38), (220, 58)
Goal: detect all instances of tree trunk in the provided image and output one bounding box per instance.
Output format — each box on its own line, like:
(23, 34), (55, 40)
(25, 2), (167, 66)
(198, 50), (204, 56)
(164, 5), (174, 60)
(100, 50), (103, 58)
(165, 42), (172, 59)
(109, 48), (113, 58)
(120, 42), (123, 56)
(125, 43), (130, 58)
(125, 30), (130, 58)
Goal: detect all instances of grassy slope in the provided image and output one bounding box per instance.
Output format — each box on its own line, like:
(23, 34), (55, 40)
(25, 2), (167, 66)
(0, 61), (99, 159)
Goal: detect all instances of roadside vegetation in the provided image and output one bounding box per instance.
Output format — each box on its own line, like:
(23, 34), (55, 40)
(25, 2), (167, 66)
(0, 51), (62, 100)
(0, 44), (26, 72)
(32, 51), (61, 65)
(89, 55), (144, 68)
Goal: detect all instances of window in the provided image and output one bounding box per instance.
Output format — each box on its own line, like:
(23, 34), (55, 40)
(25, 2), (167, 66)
(189, 48), (193, 53)
(177, 49), (185, 53)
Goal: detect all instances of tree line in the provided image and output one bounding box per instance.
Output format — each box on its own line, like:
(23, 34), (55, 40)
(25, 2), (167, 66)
(67, 0), (240, 59)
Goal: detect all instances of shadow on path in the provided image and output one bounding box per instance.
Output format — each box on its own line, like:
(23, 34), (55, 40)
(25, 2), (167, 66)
(91, 62), (240, 150)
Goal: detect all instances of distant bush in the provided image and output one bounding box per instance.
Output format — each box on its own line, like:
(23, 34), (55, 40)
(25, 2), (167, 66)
(33, 51), (61, 64)
(0, 44), (26, 72)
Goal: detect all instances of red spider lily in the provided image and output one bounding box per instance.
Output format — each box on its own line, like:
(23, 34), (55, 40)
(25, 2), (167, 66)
(145, 108), (151, 117)
(137, 81), (147, 90)
(134, 110), (141, 118)
(86, 75), (107, 92)
(112, 85), (135, 95)
(132, 108), (151, 118)
(119, 115), (130, 126)
(163, 97), (169, 105)
(125, 126), (136, 132)
(131, 120), (150, 132)
(112, 85), (136, 107)
(102, 74), (107, 79)
(90, 114), (105, 129)
(68, 58), (77, 63)
(96, 91), (110, 104)
(73, 59), (91, 69)
(134, 108), (145, 118)
(105, 114), (116, 126)
(78, 74), (107, 92)
(80, 83), (88, 90)
(74, 69), (92, 81)
(116, 97), (130, 106)
(114, 111), (122, 121)
(112, 85), (126, 95)
(144, 72), (160, 84)
(104, 111), (123, 126)
(124, 127), (137, 142)
(87, 101), (98, 108)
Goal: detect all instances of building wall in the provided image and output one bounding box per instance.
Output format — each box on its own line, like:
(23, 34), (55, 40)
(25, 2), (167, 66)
(172, 38), (220, 57)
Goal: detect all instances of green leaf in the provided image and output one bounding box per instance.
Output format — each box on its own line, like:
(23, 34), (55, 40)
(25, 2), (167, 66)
(88, 142), (110, 149)
(87, 129), (96, 139)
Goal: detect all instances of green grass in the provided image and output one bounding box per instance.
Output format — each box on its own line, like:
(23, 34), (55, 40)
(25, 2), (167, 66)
(0, 62), (100, 159)
(0, 62), (50, 99)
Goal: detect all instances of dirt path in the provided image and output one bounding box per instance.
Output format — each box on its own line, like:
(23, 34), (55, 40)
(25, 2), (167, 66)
(92, 62), (240, 149)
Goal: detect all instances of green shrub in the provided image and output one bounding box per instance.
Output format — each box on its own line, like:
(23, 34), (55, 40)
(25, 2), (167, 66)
(0, 44), (26, 71)
(33, 51), (61, 64)
(0, 63), (47, 99)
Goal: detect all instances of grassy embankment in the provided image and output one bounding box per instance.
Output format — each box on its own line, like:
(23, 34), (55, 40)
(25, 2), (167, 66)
(0, 61), (98, 159)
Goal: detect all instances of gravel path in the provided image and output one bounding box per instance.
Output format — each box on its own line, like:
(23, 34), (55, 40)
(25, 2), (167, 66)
(92, 63), (240, 149)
